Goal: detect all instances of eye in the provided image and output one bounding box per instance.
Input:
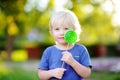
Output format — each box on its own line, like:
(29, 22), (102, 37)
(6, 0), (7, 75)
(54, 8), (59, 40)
(65, 27), (69, 30)
(55, 28), (59, 30)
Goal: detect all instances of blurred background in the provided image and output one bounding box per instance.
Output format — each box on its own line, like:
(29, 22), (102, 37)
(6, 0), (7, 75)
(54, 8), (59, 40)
(0, 0), (120, 80)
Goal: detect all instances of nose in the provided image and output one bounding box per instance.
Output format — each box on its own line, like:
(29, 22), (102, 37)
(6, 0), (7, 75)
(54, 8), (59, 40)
(60, 29), (65, 35)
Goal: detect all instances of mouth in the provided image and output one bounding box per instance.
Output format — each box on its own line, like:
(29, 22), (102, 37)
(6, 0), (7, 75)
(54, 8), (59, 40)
(58, 36), (64, 39)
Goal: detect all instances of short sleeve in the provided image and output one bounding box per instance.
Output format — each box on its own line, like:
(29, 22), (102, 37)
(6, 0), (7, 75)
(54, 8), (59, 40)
(37, 49), (49, 70)
(80, 46), (92, 68)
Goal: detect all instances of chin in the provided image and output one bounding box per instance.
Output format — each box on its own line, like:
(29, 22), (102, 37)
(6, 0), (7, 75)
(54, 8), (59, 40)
(57, 41), (66, 44)
(61, 42), (68, 45)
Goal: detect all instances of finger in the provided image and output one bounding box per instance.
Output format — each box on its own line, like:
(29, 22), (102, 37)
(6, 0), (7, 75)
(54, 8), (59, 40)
(57, 75), (62, 79)
(56, 69), (66, 79)
(61, 56), (66, 61)
(62, 68), (66, 72)
(62, 51), (69, 54)
(62, 52), (66, 55)
(59, 68), (66, 70)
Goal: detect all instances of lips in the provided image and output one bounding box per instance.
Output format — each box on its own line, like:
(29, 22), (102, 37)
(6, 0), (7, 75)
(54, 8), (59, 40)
(58, 36), (64, 39)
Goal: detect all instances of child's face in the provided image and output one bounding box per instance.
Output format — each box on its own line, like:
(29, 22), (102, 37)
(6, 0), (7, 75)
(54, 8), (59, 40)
(51, 19), (73, 45)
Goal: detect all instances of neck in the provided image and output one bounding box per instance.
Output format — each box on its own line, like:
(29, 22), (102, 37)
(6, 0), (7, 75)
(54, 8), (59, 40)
(55, 43), (74, 50)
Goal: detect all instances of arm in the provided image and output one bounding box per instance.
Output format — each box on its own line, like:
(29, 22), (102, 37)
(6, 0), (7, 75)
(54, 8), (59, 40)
(70, 59), (91, 78)
(38, 68), (66, 80)
(61, 51), (91, 78)
(38, 69), (53, 80)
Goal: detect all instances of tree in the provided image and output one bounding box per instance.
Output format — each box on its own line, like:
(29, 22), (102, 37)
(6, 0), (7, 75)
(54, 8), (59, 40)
(0, 0), (27, 60)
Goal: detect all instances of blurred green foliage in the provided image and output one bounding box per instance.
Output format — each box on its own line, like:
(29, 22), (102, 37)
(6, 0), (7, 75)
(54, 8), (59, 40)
(0, 0), (119, 48)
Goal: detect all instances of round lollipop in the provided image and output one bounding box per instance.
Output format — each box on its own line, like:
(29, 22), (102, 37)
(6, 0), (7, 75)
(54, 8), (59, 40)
(64, 30), (77, 44)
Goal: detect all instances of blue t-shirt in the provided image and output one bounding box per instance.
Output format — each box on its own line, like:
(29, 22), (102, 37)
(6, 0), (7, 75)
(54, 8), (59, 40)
(38, 44), (92, 80)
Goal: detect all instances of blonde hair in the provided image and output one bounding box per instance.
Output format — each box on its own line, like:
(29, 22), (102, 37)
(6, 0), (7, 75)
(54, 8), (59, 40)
(49, 9), (82, 41)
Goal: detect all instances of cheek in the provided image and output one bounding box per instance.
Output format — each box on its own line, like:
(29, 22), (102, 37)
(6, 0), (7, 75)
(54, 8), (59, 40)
(51, 31), (58, 38)
(52, 30), (58, 36)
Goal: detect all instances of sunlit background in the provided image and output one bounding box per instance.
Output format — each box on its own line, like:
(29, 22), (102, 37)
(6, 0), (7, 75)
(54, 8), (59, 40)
(0, 0), (120, 80)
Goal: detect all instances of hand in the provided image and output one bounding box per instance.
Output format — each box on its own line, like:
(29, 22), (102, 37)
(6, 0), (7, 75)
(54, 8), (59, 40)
(61, 51), (75, 66)
(50, 68), (66, 79)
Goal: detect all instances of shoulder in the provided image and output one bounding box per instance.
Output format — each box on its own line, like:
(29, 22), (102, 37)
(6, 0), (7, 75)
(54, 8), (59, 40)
(75, 44), (87, 49)
(74, 44), (88, 53)
(42, 45), (56, 57)
(45, 45), (55, 50)
(44, 45), (56, 52)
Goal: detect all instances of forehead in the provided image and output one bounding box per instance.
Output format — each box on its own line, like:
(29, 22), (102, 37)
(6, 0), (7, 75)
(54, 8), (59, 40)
(51, 14), (74, 28)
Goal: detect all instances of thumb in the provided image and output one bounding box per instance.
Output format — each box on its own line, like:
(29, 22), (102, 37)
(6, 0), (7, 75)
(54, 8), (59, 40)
(62, 68), (66, 72)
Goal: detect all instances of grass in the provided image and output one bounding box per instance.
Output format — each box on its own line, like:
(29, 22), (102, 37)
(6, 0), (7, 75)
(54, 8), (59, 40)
(0, 62), (120, 80)
(1, 68), (120, 80)
(90, 71), (120, 80)
(0, 67), (39, 80)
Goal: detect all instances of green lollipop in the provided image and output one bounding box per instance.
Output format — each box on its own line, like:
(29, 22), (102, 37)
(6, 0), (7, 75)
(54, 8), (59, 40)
(64, 30), (77, 44)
